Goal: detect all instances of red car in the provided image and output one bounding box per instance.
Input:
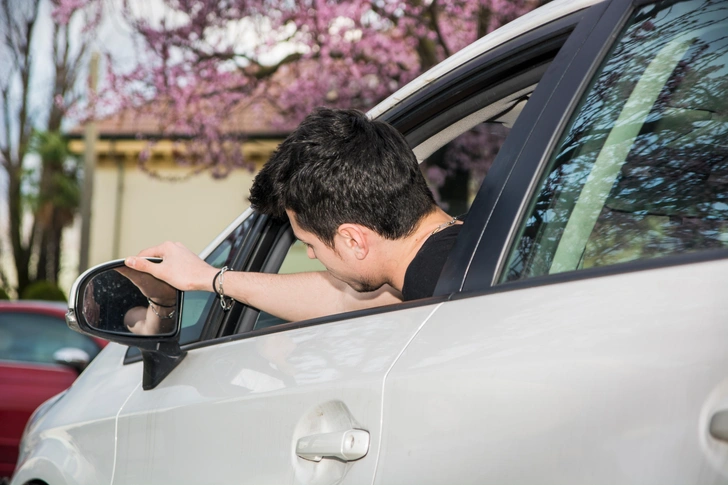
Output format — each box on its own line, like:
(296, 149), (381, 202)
(0, 301), (107, 480)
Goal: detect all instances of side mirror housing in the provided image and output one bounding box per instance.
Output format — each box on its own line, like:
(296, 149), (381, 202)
(53, 347), (90, 373)
(66, 259), (187, 390)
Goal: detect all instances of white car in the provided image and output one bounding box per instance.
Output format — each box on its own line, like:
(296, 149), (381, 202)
(12, 0), (728, 483)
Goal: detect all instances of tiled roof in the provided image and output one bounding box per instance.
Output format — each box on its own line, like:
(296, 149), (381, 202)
(68, 96), (293, 138)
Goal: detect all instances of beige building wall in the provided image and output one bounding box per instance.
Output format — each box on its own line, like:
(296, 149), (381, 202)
(68, 138), (279, 269)
(89, 162), (257, 266)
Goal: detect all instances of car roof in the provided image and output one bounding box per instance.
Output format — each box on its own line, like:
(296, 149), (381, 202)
(367, 0), (603, 120)
(0, 300), (68, 316)
(0, 300), (108, 347)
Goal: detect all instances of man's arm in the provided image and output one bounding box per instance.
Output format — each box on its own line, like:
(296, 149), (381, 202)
(125, 241), (402, 322)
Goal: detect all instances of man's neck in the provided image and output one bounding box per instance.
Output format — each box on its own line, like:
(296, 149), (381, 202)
(380, 208), (461, 292)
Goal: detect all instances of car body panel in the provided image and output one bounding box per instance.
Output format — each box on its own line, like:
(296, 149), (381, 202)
(376, 258), (728, 484)
(0, 301), (106, 480)
(0, 302), (68, 317)
(112, 304), (440, 485)
(0, 363), (76, 478)
(11, 343), (138, 485)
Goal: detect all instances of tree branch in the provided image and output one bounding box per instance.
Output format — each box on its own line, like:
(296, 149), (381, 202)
(0, 87), (12, 167)
(427, 0), (452, 58)
(244, 52), (304, 79)
(16, 1), (41, 164)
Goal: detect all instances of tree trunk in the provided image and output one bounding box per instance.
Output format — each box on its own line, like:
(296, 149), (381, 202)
(51, 222), (63, 284)
(34, 221), (62, 285)
(477, 6), (492, 38)
(35, 226), (49, 282)
(416, 37), (441, 71)
(34, 154), (55, 283)
(7, 166), (30, 294)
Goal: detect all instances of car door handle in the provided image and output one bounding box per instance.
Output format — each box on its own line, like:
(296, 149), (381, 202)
(710, 410), (728, 442)
(296, 429), (370, 462)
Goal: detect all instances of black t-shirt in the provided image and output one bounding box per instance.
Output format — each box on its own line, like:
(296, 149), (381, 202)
(401, 224), (462, 301)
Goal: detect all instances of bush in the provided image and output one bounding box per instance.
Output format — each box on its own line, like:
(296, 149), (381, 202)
(21, 280), (67, 302)
(0, 287), (9, 300)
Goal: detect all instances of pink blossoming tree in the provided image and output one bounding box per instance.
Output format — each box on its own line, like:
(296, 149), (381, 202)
(101, 0), (540, 176)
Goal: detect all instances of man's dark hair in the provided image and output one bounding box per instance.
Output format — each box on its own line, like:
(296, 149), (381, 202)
(249, 107), (436, 247)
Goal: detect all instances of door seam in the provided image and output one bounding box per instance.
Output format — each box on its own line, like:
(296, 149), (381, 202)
(370, 302), (444, 485)
(110, 379), (142, 485)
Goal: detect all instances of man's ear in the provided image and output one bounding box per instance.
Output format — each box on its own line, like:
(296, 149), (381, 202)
(336, 224), (369, 260)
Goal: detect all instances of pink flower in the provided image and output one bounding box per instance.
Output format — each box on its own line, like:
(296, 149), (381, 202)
(100, 0), (537, 173)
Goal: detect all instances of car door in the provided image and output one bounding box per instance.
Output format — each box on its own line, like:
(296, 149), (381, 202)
(111, 210), (446, 485)
(112, 304), (438, 485)
(377, 0), (728, 483)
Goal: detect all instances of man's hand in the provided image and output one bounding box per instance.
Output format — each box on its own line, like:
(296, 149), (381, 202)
(115, 266), (177, 306)
(125, 241), (218, 292)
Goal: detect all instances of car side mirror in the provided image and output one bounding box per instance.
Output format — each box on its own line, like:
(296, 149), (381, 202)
(66, 259), (187, 390)
(53, 347), (91, 373)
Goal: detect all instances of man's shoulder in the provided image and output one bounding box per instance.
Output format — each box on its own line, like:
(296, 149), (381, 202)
(402, 224), (463, 301)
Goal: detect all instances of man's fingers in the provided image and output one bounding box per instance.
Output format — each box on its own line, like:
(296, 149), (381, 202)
(125, 256), (157, 276)
(137, 244), (167, 258)
(115, 266), (134, 278)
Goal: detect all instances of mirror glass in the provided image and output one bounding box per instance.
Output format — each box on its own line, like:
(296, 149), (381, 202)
(79, 264), (180, 337)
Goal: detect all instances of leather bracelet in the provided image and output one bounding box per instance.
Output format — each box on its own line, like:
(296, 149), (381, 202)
(212, 271), (221, 294)
(147, 299), (176, 319)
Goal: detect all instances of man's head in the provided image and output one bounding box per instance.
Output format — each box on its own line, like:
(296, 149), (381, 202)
(249, 107), (436, 248)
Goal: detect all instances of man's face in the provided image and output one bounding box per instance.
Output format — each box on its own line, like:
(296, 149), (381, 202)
(286, 210), (383, 293)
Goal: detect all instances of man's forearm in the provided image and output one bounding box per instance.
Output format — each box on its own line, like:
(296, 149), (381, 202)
(126, 242), (401, 323)
(221, 270), (402, 322)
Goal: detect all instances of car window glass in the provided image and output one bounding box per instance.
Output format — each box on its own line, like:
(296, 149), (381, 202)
(125, 216), (257, 362)
(0, 312), (100, 364)
(422, 122), (510, 215)
(502, 0), (728, 282)
(278, 241), (328, 275)
(179, 217), (256, 344)
(253, 241), (326, 330)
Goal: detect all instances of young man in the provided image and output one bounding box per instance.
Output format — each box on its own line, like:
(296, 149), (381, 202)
(126, 108), (462, 322)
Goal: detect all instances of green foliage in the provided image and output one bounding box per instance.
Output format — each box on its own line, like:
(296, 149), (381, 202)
(24, 130), (81, 214)
(30, 130), (69, 166)
(0, 287), (9, 300)
(50, 170), (81, 210)
(21, 280), (67, 302)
